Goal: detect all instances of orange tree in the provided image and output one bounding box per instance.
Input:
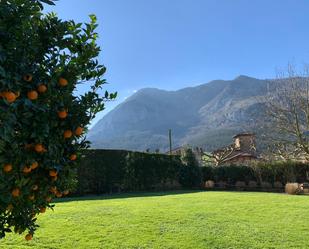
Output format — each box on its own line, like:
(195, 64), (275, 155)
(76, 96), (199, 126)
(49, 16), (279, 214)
(0, 0), (116, 240)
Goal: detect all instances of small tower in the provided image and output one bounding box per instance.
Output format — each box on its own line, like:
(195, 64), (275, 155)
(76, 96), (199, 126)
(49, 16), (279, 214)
(233, 133), (256, 154)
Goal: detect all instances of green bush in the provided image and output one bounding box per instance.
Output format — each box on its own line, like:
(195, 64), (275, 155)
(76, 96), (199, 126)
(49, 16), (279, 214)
(179, 148), (202, 188)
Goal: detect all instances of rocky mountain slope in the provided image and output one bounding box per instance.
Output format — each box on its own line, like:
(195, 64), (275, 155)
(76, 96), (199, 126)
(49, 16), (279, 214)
(88, 75), (270, 152)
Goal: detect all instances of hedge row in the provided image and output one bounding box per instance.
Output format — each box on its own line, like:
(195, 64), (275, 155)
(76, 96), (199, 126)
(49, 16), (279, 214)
(75, 149), (183, 195)
(74, 150), (309, 195)
(201, 161), (309, 185)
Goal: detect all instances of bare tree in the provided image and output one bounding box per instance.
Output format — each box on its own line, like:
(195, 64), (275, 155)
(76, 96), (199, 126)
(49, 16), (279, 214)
(263, 64), (309, 161)
(203, 144), (235, 166)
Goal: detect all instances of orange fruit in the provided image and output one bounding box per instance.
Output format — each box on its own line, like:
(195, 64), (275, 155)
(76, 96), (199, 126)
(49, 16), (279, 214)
(28, 195), (35, 201)
(23, 166), (31, 174)
(37, 84), (47, 93)
(75, 126), (83, 136)
(25, 233), (33, 241)
(3, 164), (13, 173)
(40, 207), (46, 213)
(12, 188), (20, 198)
(58, 77), (68, 86)
(70, 154), (77, 161)
(56, 191), (62, 198)
(30, 161), (39, 170)
(23, 74), (33, 82)
(49, 170), (57, 177)
(32, 185), (39, 191)
(27, 90), (38, 100)
(63, 190), (69, 196)
(3, 91), (17, 103)
(34, 144), (44, 153)
(58, 110), (68, 119)
(63, 130), (73, 139)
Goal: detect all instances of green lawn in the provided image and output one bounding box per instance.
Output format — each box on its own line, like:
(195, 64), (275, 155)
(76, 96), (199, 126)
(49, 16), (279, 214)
(1, 191), (308, 249)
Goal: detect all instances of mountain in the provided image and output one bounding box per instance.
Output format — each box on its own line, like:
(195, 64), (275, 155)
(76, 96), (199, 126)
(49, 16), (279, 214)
(88, 75), (270, 152)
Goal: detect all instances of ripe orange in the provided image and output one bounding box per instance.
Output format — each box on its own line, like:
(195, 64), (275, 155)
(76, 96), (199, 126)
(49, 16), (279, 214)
(37, 84), (47, 93)
(23, 74), (33, 82)
(12, 188), (20, 198)
(34, 144), (44, 153)
(70, 154), (77, 161)
(75, 126), (83, 136)
(49, 170), (58, 177)
(27, 90), (38, 100)
(63, 190), (69, 196)
(30, 161), (39, 170)
(58, 110), (68, 119)
(46, 196), (52, 202)
(40, 207), (46, 213)
(25, 233), (33, 241)
(56, 191), (62, 198)
(32, 185), (39, 191)
(28, 195), (35, 201)
(23, 166), (31, 174)
(3, 164), (13, 173)
(3, 91), (17, 103)
(58, 77), (68, 86)
(63, 130), (73, 139)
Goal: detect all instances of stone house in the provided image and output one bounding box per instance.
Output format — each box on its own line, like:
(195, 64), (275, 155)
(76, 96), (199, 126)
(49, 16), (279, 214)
(212, 133), (258, 165)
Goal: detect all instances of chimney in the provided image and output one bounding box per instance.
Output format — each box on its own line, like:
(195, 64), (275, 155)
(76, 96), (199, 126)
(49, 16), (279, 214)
(233, 133), (256, 153)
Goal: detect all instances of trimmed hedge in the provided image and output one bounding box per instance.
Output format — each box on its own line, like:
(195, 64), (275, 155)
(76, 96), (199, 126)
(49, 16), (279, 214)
(74, 150), (309, 195)
(201, 161), (309, 186)
(75, 149), (183, 195)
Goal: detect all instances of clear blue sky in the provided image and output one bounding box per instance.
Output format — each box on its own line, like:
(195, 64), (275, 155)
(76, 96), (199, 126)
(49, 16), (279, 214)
(45, 0), (309, 126)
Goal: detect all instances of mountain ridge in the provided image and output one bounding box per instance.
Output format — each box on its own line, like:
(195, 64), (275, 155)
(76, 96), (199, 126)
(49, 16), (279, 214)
(88, 75), (270, 152)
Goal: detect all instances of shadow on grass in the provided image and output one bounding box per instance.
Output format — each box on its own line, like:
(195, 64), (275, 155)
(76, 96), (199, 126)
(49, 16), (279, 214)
(53, 190), (204, 203)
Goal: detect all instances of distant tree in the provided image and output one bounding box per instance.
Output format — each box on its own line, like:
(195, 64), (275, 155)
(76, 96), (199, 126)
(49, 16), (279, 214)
(155, 148), (160, 154)
(179, 148), (201, 188)
(203, 145), (235, 166)
(263, 64), (309, 161)
(0, 0), (116, 239)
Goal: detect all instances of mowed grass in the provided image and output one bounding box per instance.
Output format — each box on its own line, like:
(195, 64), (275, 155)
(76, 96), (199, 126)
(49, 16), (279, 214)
(1, 191), (308, 249)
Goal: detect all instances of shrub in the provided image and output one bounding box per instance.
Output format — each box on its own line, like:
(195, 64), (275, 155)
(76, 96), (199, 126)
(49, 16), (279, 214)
(0, 0), (115, 239)
(204, 180), (215, 188)
(179, 148), (202, 188)
(285, 183), (301, 195)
